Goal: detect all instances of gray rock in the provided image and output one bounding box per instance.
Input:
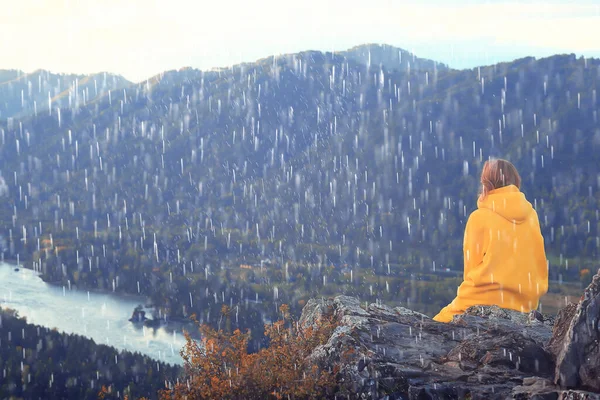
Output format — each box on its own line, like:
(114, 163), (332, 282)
(552, 270), (600, 391)
(557, 391), (600, 400)
(547, 303), (579, 360)
(298, 297), (334, 329)
(299, 272), (600, 399)
(512, 377), (560, 399)
(511, 376), (600, 400)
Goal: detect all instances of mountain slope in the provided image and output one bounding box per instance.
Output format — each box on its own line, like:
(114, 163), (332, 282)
(0, 308), (178, 399)
(341, 43), (449, 72)
(0, 47), (598, 344)
(0, 69), (131, 119)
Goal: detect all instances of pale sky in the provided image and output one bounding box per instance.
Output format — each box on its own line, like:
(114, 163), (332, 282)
(1, 0), (600, 82)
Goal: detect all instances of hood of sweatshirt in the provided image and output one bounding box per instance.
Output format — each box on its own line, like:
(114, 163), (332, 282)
(476, 185), (534, 224)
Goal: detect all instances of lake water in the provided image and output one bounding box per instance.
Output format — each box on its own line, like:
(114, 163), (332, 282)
(0, 262), (187, 365)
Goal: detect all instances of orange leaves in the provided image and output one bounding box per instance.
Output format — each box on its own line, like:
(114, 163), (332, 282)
(98, 385), (110, 399)
(279, 304), (290, 318)
(580, 268), (591, 277)
(221, 304), (231, 316)
(161, 304), (336, 399)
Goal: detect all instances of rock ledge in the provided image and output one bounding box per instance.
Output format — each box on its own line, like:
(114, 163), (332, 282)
(300, 270), (600, 399)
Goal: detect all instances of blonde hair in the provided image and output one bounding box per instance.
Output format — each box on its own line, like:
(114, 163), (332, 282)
(479, 159), (521, 200)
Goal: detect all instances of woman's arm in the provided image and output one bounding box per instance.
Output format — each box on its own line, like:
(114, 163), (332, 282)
(463, 211), (485, 281)
(531, 209), (549, 296)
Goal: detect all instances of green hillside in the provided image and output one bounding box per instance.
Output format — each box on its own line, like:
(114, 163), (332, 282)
(0, 69), (130, 119)
(0, 44), (597, 348)
(0, 308), (179, 399)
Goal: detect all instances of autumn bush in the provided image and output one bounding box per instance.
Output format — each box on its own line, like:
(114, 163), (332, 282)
(98, 385), (149, 400)
(160, 304), (337, 399)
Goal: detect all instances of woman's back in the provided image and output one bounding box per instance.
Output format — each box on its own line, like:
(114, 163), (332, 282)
(433, 161), (548, 323)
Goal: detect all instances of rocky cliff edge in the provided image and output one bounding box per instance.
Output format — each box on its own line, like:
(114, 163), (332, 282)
(299, 270), (600, 400)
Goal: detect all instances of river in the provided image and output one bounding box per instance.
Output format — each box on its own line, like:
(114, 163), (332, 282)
(0, 262), (187, 366)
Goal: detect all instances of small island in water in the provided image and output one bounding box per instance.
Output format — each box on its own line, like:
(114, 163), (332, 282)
(129, 305), (162, 327)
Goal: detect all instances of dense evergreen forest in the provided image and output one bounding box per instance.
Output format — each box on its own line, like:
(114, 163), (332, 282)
(0, 70), (129, 119)
(0, 308), (179, 399)
(0, 44), (598, 352)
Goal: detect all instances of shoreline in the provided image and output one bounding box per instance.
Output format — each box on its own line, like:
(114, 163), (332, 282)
(0, 258), (19, 267)
(1, 261), (198, 328)
(0, 262), (192, 366)
(0, 261), (151, 304)
(0, 306), (184, 368)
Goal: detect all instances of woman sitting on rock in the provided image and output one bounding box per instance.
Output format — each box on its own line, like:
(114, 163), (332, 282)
(433, 159), (548, 323)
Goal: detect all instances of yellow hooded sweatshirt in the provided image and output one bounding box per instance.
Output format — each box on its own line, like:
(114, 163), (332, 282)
(433, 185), (548, 323)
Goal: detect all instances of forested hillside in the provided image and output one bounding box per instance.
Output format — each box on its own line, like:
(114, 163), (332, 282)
(0, 44), (598, 348)
(0, 308), (179, 399)
(0, 69), (130, 119)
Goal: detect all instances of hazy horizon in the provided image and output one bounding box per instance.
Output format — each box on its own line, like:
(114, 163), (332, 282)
(3, 42), (599, 84)
(2, 0), (600, 82)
